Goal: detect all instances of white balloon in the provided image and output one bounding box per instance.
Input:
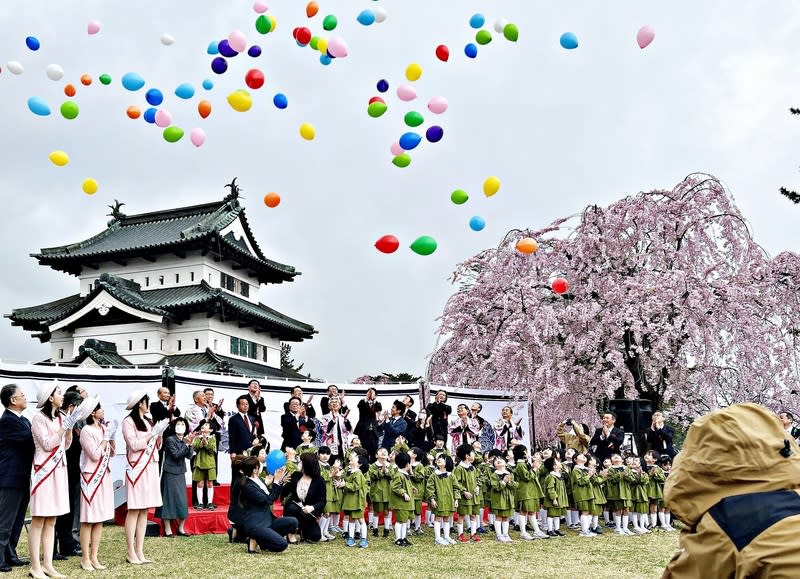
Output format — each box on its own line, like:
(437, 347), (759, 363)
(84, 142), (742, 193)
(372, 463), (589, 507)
(494, 18), (509, 33)
(160, 33), (175, 46)
(373, 7), (387, 23)
(7, 61), (24, 75)
(45, 64), (64, 81)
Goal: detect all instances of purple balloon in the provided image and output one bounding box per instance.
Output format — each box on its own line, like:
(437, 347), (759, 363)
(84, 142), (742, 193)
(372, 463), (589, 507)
(248, 45), (262, 57)
(376, 79), (389, 93)
(426, 125), (444, 143)
(218, 39), (239, 58)
(211, 57), (228, 74)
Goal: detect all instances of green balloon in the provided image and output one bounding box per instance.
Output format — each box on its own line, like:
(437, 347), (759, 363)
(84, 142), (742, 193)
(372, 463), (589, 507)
(163, 126), (184, 143)
(367, 101), (388, 118)
(404, 111), (424, 127)
(503, 23), (519, 42)
(410, 236), (437, 256)
(255, 14), (272, 34)
(451, 189), (469, 205)
(476, 30), (493, 45)
(322, 15), (338, 31)
(60, 100), (79, 120)
(310, 36), (319, 50)
(99, 74), (112, 85)
(392, 153), (411, 168)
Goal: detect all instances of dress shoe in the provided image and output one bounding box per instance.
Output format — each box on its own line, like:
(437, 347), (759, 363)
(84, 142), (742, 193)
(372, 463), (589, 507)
(9, 559), (30, 567)
(176, 531), (192, 537)
(0, 563), (11, 573)
(52, 554), (68, 562)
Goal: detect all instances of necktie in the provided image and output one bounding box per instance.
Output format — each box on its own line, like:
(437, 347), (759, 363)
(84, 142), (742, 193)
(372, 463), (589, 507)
(244, 415), (251, 433)
(202, 406), (208, 418)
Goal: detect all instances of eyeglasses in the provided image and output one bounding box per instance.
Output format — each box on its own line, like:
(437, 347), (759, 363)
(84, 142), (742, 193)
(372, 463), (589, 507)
(11, 392), (26, 400)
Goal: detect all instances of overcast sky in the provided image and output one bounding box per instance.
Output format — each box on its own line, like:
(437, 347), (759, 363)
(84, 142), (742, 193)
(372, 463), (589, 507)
(1, 1), (798, 383)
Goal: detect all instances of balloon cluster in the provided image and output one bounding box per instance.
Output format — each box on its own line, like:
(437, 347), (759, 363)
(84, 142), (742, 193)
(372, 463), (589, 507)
(290, 3), (354, 67)
(374, 234), (438, 256)
(433, 14), (519, 64)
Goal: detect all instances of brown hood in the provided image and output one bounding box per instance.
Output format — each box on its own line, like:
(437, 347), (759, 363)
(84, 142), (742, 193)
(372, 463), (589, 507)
(664, 403), (800, 527)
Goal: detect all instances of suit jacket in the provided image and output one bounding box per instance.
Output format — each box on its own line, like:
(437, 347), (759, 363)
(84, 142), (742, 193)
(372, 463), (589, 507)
(590, 426), (625, 462)
(281, 472), (326, 517)
(162, 435), (193, 475)
(150, 400), (181, 423)
(228, 413), (255, 456)
(645, 425), (677, 458)
(240, 478), (283, 529)
(281, 413), (313, 451)
(379, 416), (407, 450)
(245, 395), (266, 436)
(354, 399), (382, 441)
(0, 409), (35, 489)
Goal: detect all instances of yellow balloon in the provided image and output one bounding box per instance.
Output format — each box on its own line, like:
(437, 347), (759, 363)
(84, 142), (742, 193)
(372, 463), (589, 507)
(299, 122), (315, 141)
(48, 150), (69, 167)
(483, 176), (501, 197)
(268, 14), (277, 32)
(227, 89), (253, 112)
(405, 63), (422, 82)
(317, 37), (328, 55)
(82, 178), (98, 195)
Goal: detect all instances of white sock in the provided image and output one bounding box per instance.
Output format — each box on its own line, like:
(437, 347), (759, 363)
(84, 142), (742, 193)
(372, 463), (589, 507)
(360, 520), (368, 538)
(554, 517), (561, 531)
(434, 520), (441, 540)
(540, 508), (547, 523)
(658, 511), (666, 526)
(665, 512), (672, 526)
(614, 514), (622, 529)
(493, 520), (502, 536)
(320, 516), (329, 536)
(592, 515), (599, 529)
(414, 514), (421, 529)
(489, 513), (496, 525)
(622, 515), (629, 530)
(518, 514), (527, 533)
(394, 522), (402, 539)
(444, 521), (452, 538)
(650, 512), (657, 527)
(369, 512), (377, 528)
(604, 511), (611, 523)
(384, 514), (392, 530)
(207, 486), (214, 504)
(631, 513), (639, 529)
(332, 513), (340, 528)
(457, 519), (464, 535)
(349, 524), (355, 538)
(470, 515), (477, 535)
(528, 514), (540, 533)
(478, 508), (485, 526)
(580, 514), (589, 533)
(501, 520), (509, 536)
(547, 517), (555, 531)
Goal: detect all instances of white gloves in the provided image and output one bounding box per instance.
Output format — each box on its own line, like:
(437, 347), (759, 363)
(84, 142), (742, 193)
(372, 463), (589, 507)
(152, 419), (169, 437)
(62, 407), (82, 430)
(103, 420), (118, 441)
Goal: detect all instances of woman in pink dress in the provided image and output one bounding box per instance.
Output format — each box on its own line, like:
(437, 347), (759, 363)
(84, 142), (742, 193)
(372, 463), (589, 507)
(28, 383), (74, 579)
(79, 401), (116, 571)
(122, 390), (166, 565)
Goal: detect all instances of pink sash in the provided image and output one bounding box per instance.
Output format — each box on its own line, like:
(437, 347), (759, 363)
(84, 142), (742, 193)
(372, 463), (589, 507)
(81, 436), (111, 504)
(30, 416), (65, 495)
(126, 436), (157, 487)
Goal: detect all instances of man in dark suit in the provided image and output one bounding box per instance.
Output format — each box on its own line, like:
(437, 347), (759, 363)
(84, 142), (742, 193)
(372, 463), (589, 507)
(281, 397), (313, 451)
(150, 386), (181, 423)
(590, 411), (626, 463)
(0, 384), (35, 572)
(354, 388), (382, 462)
(229, 396), (261, 457)
(245, 380), (267, 437)
(379, 400), (408, 450)
(645, 411), (677, 458)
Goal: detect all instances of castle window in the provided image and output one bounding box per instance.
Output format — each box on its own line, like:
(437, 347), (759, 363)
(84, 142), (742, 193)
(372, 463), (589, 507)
(194, 338), (199, 350)
(159, 275), (164, 286)
(241, 281), (250, 298)
(175, 273), (180, 283)
(160, 339), (164, 350)
(144, 339), (148, 350)
(145, 277), (150, 287)
(128, 340), (133, 351)
(190, 271), (195, 282)
(177, 340), (182, 352)
(58, 348), (64, 359)
(230, 337), (260, 360)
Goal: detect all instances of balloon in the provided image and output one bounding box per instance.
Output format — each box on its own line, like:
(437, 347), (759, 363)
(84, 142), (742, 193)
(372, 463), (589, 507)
(374, 235), (399, 254)
(253, 0), (268, 13)
(299, 122), (315, 140)
(266, 449), (286, 474)
(425, 125), (444, 143)
(483, 176), (501, 197)
(163, 126), (184, 143)
(410, 236), (437, 256)
(245, 68), (265, 89)
(469, 13), (485, 29)
(427, 96), (448, 114)
(322, 14), (337, 31)
(469, 216), (486, 231)
(80, 74), (92, 86)
(273, 93), (288, 109)
(515, 238), (539, 254)
(248, 45), (262, 57)
(367, 101), (387, 118)
(551, 278), (569, 294)
(464, 43), (478, 58)
(319, 54), (331, 66)
(494, 18), (509, 33)
(143, 107), (157, 123)
(373, 7), (387, 22)
(87, 20), (101, 35)
(26, 36), (41, 51)
(404, 111), (424, 127)
(82, 178), (98, 195)
(295, 27), (312, 45)
(368, 96), (385, 105)
(316, 38), (328, 54)
(126, 106), (141, 119)
(211, 57), (228, 74)
(190, 128), (206, 147)
(309, 36), (319, 50)
(218, 39), (239, 57)
(389, 142), (404, 156)
(228, 30), (247, 53)
(376, 79), (389, 93)
(155, 109), (172, 127)
(99, 74), (111, 85)
(7, 61), (24, 75)
(306, 2), (318, 18)
(28, 97), (51, 116)
(435, 44), (449, 62)
(202, 79), (214, 90)
(396, 84), (416, 101)
(227, 90), (253, 112)
(160, 33), (175, 46)
(476, 30), (492, 45)
(255, 14), (272, 34)
(392, 153), (411, 168)
(46, 64), (64, 81)
(197, 100), (212, 118)
(450, 189), (468, 205)
(504, 23), (519, 42)
(60, 101), (79, 120)
(405, 63), (422, 82)
(175, 83), (195, 99)
(327, 36), (348, 58)
(49, 151), (69, 166)
(399, 132), (422, 151)
(207, 41), (219, 55)
(121, 72), (145, 91)
(560, 32), (578, 49)
(145, 88), (164, 106)
(263, 192), (281, 208)
(357, 10), (375, 26)
(637, 25), (655, 49)
(64, 84), (76, 97)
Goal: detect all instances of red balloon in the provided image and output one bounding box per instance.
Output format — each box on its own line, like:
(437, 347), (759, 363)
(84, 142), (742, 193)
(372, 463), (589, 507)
(435, 44), (450, 62)
(368, 96), (385, 105)
(245, 68), (265, 90)
(374, 235), (400, 254)
(551, 277), (569, 295)
(296, 27), (312, 46)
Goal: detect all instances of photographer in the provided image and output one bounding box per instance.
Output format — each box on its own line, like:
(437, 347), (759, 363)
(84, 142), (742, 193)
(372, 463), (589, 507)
(557, 418), (590, 454)
(644, 411), (676, 459)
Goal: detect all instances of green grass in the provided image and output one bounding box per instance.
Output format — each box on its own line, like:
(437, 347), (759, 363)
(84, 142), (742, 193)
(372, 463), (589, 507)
(13, 525), (679, 578)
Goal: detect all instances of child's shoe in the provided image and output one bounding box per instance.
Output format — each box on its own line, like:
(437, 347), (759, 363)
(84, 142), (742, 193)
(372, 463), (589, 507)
(358, 538), (369, 548)
(346, 537), (356, 547)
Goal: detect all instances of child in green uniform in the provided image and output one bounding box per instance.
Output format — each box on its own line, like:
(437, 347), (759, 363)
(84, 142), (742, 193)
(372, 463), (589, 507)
(511, 445), (541, 540)
(284, 447), (299, 475)
(644, 450), (665, 530)
(543, 456), (568, 537)
(431, 435), (450, 459)
(606, 453), (635, 535)
(408, 447), (427, 535)
(297, 430), (317, 456)
(657, 456), (676, 531)
(488, 455), (519, 542)
(482, 449), (501, 530)
(192, 423), (218, 509)
(318, 446), (342, 540)
(368, 448), (392, 538)
(562, 448), (579, 529)
(471, 441), (487, 533)
(588, 455), (607, 534)
(389, 452), (415, 547)
(342, 451), (369, 548)
(453, 444), (481, 543)
(628, 457), (651, 534)
(390, 435), (410, 456)
(425, 455), (461, 546)
(570, 452), (596, 538)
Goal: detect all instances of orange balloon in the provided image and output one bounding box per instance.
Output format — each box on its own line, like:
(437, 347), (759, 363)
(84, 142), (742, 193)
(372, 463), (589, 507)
(64, 84), (76, 97)
(263, 192), (281, 208)
(515, 237), (539, 254)
(80, 74), (92, 86)
(197, 100), (212, 119)
(306, 1), (318, 17)
(126, 106), (141, 119)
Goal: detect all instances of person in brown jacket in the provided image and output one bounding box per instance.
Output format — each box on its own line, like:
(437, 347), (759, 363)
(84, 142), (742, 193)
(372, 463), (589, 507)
(662, 403), (800, 578)
(556, 419), (590, 454)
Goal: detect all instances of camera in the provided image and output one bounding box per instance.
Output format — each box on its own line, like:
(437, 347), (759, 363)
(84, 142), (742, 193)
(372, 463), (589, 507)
(565, 419), (573, 426)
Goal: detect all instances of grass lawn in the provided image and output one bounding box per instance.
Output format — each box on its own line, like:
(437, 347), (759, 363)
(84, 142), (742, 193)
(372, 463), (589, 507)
(11, 524), (679, 579)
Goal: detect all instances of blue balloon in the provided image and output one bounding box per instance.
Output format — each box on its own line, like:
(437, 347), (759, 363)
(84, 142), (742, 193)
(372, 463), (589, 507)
(211, 57), (228, 74)
(376, 79), (389, 93)
(218, 39), (238, 58)
(469, 216), (486, 231)
(399, 132), (422, 151)
(469, 13), (485, 29)
(207, 41), (219, 55)
(27, 96), (51, 116)
(464, 43), (478, 58)
(202, 79), (214, 90)
(425, 125), (444, 143)
(175, 83), (195, 99)
(143, 107), (157, 124)
(560, 32), (579, 49)
(248, 45), (262, 57)
(26, 36), (41, 51)
(266, 449), (286, 475)
(273, 93), (288, 109)
(320, 54), (331, 66)
(145, 88), (163, 106)
(121, 72), (146, 91)
(357, 9), (376, 26)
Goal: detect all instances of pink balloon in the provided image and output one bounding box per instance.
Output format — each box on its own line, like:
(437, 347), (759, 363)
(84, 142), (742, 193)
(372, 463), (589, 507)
(253, 0), (268, 13)
(228, 30), (247, 53)
(154, 109), (172, 128)
(327, 36), (348, 58)
(390, 141), (404, 156)
(396, 84), (417, 102)
(87, 20), (101, 35)
(636, 25), (655, 49)
(427, 96), (448, 114)
(190, 128), (206, 147)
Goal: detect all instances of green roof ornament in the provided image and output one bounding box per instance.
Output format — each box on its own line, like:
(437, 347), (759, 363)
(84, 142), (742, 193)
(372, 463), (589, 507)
(106, 200), (126, 225)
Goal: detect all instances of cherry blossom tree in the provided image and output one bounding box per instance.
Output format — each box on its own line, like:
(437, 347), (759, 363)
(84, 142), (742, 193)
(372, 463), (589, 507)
(428, 174), (800, 441)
